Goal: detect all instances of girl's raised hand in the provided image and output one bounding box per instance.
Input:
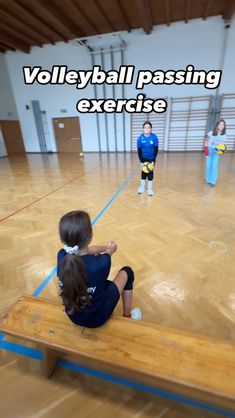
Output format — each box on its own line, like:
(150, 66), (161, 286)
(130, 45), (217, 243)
(107, 241), (117, 254)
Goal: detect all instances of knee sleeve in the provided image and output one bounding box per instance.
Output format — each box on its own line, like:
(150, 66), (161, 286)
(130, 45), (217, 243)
(120, 266), (135, 290)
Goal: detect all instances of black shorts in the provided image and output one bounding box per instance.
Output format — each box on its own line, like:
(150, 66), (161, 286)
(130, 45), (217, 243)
(67, 280), (120, 328)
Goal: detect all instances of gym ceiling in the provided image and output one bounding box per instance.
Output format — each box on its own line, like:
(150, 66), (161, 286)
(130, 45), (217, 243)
(0, 0), (234, 53)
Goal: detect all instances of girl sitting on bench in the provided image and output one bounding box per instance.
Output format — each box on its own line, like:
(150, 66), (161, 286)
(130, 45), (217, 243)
(57, 210), (141, 328)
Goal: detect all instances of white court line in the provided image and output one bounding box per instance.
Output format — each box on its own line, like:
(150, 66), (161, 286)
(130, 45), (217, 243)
(0, 359), (17, 371)
(30, 390), (77, 418)
(156, 407), (170, 418)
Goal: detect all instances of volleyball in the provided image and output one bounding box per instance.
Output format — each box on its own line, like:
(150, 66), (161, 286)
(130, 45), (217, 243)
(142, 162), (154, 173)
(216, 144), (226, 155)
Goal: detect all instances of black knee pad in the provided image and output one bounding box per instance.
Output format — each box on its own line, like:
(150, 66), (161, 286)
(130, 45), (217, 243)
(120, 266), (135, 290)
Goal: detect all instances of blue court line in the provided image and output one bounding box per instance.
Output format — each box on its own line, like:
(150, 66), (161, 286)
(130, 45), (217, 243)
(0, 166), (138, 357)
(92, 167), (139, 226)
(33, 266), (57, 297)
(0, 338), (234, 418)
(32, 165), (138, 297)
(1, 166), (138, 335)
(4, 165), (234, 416)
(1, 166), (138, 340)
(58, 360), (235, 418)
(0, 339), (42, 360)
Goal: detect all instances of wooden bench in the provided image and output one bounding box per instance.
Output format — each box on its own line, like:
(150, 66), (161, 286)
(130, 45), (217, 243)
(0, 295), (235, 412)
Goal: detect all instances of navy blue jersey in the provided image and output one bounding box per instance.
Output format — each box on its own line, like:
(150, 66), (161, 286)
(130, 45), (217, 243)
(137, 133), (158, 160)
(57, 249), (119, 327)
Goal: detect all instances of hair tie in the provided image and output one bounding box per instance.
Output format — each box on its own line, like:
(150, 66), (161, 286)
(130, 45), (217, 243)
(64, 245), (79, 255)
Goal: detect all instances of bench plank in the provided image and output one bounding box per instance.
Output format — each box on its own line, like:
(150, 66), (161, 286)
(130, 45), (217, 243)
(0, 295), (235, 410)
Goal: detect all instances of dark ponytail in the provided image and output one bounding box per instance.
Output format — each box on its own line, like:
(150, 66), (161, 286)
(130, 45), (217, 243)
(58, 211), (93, 314)
(60, 254), (91, 313)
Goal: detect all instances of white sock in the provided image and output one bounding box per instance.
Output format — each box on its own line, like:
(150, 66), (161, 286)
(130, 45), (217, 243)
(138, 179), (145, 194)
(148, 181), (154, 196)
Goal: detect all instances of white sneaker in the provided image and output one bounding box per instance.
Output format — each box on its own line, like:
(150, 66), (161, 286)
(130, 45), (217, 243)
(131, 307), (142, 320)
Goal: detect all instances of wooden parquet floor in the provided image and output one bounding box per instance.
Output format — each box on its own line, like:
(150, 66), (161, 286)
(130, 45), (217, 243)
(0, 151), (235, 417)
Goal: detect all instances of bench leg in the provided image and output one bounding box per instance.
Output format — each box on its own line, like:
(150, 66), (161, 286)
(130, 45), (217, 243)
(41, 347), (58, 378)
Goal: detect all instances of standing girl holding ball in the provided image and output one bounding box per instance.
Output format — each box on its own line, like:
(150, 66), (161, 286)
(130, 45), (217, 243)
(137, 121), (159, 196)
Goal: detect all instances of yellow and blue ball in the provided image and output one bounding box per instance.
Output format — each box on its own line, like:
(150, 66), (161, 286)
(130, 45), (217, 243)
(142, 162), (154, 174)
(216, 144), (227, 155)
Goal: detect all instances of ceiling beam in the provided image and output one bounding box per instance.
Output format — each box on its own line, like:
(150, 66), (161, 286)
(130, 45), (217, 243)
(136, 0), (153, 34)
(0, 22), (40, 48)
(40, 0), (83, 38)
(0, 41), (14, 52)
(11, 0), (64, 43)
(0, 31), (29, 52)
(0, 2), (55, 44)
(93, 0), (115, 32)
(69, 0), (99, 35)
(185, 0), (191, 23)
(116, 0), (131, 32)
(166, 0), (170, 25)
(203, 0), (212, 20)
(223, 0), (235, 20)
